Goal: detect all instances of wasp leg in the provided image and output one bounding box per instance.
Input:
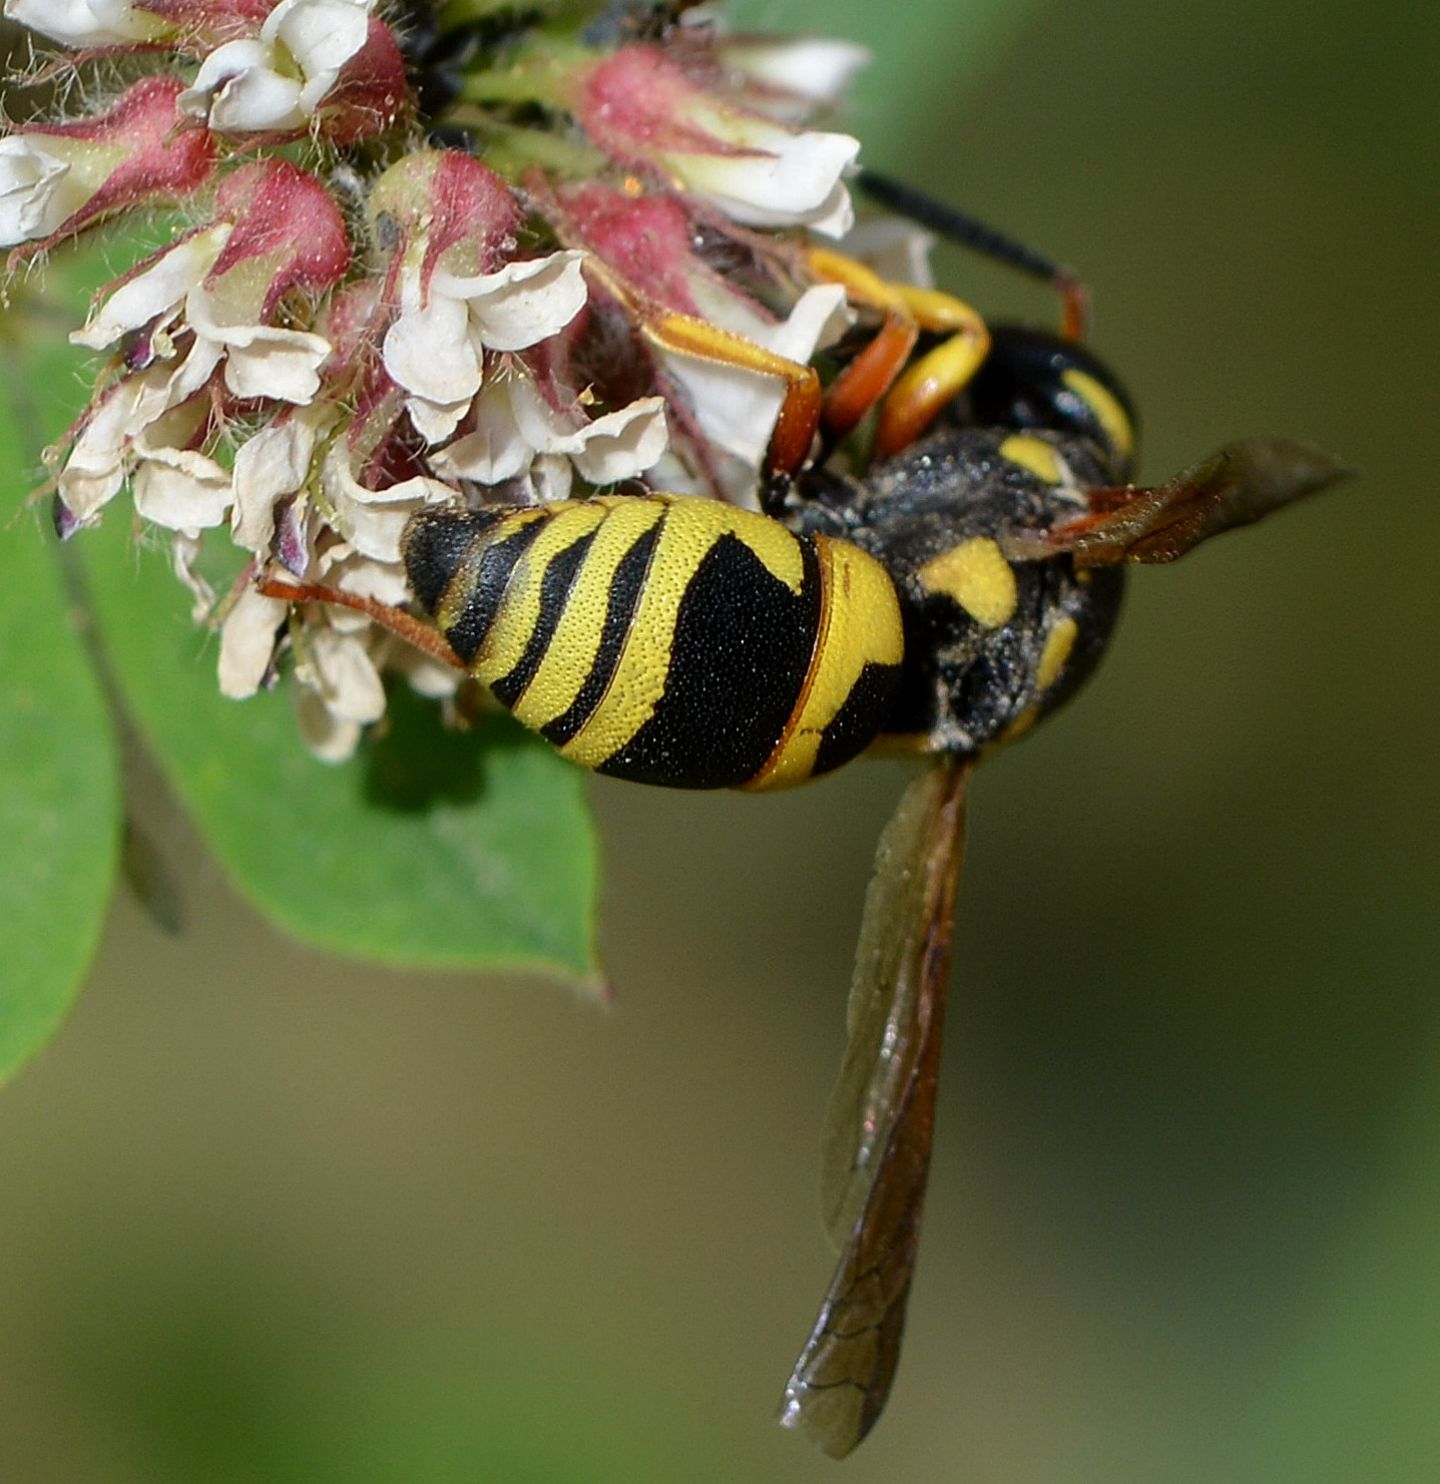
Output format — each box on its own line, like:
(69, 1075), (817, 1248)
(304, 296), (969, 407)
(574, 246), (822, 478)
(806, 249), (919, 446)
(807, 248), (991, 460)
(258, 577), (465, 670)
(638, 308), (822, 476)
(875, 283), (990, 458)
(854, 168), (1089, 341)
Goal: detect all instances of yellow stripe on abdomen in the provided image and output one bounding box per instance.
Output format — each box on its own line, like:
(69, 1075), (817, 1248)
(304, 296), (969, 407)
(470, 502), (606, 691)
(495, 496), (664, 715)
(745, 536), (903, 791)
(560, 500), (806, 770)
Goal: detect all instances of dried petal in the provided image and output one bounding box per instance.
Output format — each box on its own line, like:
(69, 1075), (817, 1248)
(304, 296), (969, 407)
(219, 584), (287, 698)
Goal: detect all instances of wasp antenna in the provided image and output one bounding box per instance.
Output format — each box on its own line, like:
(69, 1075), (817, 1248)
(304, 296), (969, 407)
(855, 169), (1088, 340)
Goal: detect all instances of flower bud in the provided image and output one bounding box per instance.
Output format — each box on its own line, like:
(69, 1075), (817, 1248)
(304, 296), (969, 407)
(1, 76), (215, 253)
(577, 45), (860, 237)
(177, 0), (405, 142)
(372, 151), (588, 443)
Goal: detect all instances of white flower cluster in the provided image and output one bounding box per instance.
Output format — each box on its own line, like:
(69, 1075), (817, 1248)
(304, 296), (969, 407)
(3, 1), (882, 758)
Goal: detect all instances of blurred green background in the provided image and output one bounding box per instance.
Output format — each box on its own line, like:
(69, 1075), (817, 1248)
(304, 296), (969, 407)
(2, 0), (1436, 1479)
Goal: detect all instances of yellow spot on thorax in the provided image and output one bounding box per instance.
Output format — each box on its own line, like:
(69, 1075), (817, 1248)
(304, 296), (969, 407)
(1036, 616), (1079, 690)
(1062, 368), (1134, 463)
(917, 537), (1018, 628)
(999, 433), (1064, 483)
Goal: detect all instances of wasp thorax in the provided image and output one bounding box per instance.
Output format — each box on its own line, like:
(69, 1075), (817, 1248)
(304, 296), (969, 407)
(793, 427), (1126, 758)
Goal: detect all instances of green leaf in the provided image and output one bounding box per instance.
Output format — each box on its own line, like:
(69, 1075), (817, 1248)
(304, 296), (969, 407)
(0, 425), (122, 1086)
(79, 519), (600, 985)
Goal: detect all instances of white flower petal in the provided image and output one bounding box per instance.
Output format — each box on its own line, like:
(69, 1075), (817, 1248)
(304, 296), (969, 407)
(322, 448), (456, 563)
(3, 0), (161, 47)
(269, 0), (371, 85)
(406, 396), (472, 446)
(663, 351), (776, 472)
(840, 217), (937, 290)
(169, 531), (215, 621)
(165, 335), (226, 405)
(388, 642), (462, 699)
(293, 683), (362, 762)
(329, 554), (410, 608)
(303, 625), (386, 725)
(658, 284), (848, 470)
(382, 291), (480, 407)
(180, 0), (374, 131)
(185, 284), (332, 403)
(56, 368), (175, 523)
(0, 136), (89, 248)
(70, 226), (231, 350)
(793, 177), (856, 240)
(434, 377), (668, 489)
(231, 414), (323, 552)
(529, 454), (573, 504)
(756, 282), (851, 361)
(180, 39), (307, 133)
(566, 397), (670, 484)
(669, 122), (859, 237)
(500, 372), (578, 452)
(131, 440), (232, 533)
(725, 38), (871, 107)
(219, 585), (287, 698)
(641, 449), (706, 498)
(223, 326), (332, 403)
(436, 249), (590, 353)
(431, 381), (534, 485)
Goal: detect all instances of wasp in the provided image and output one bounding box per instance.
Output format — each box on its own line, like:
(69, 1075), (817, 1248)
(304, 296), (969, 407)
(261, 171), (1347, 1457)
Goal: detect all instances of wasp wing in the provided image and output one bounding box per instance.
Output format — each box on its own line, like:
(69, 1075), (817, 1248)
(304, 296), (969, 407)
(778, 757), (971, 1457)
(1002, 435), (1351, 566)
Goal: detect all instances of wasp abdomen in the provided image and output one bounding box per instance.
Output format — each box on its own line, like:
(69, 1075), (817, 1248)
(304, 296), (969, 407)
(403, 495), (904, 790)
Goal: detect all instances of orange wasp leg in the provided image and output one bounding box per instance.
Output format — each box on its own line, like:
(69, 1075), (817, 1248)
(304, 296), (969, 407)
(806, 248), (918, 445)
(875, 282), (991, 458)
(639, 309), (822, 477)
(806, 248), (992, 460)
(257, 578), (465, 671)
(576, 248), (822, 477)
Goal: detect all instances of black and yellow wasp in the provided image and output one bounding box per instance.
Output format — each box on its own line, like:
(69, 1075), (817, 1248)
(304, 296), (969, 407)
(264, 171), (1346, 1457)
